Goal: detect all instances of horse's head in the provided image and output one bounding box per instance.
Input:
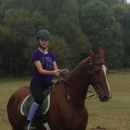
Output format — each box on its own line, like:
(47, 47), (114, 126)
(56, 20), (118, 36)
(88, 47), (112, 102)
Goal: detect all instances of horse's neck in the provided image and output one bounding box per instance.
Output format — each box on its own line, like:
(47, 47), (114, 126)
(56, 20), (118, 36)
(64, 58), (90, 105)
(66, 57), (90, 85)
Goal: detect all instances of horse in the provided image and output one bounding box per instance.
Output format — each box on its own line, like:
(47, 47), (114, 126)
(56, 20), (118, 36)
(7, 47), (112, 130)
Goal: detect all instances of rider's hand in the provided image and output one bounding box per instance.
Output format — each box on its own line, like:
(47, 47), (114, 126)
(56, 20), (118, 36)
(61, 69), (69, 75)
(53, 70), (60, 76)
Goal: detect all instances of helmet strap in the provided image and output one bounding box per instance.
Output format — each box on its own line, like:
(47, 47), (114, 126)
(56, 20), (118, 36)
(39, 43), (46, 50)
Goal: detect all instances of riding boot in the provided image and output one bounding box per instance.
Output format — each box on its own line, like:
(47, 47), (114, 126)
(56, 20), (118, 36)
(24, 102), (39, 130)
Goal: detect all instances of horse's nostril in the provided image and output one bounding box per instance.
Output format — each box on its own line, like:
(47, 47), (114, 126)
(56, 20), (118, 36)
(104, 95), (108, 100)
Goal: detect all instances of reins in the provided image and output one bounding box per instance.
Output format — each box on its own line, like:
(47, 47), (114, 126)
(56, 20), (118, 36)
(58, 75), (98, 99)
(58, 76), (92, 92)
(58, 61), (106, 99)
(58, 75), (98, 130)
(58, 80), (85, 130)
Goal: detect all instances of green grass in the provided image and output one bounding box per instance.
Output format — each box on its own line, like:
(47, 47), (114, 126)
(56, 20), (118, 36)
(0, 74), (130, 130)
(0, 80), (30, 130)
(86, 74), (130, 130)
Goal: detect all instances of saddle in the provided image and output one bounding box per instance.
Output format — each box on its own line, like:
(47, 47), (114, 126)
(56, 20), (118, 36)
(20, 84), (54, 117)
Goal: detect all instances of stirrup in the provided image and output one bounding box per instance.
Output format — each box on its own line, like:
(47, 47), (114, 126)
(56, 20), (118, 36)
(24, 122), (36, 130)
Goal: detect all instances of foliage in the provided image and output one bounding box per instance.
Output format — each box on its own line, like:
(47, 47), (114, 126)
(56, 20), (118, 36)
(121, 4), (130, 67)
(80, 0), (124, 68)
(0, 0), (130, 77)
(49, 35), (72, 69)
(112, 3), (127, 24)
(0, 25), (17, 77)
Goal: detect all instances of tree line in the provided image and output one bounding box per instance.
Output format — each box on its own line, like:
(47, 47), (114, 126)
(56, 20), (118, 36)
(0, 0), (130, 77)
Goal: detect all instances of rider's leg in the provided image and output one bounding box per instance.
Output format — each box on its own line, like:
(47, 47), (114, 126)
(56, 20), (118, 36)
(24, 83), (43, 130)
(27, 102), (39, 121)
(24, 102), (39, 130)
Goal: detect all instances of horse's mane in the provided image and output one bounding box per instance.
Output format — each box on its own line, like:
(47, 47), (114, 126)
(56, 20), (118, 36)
(65, 57), (90, 80)
(53, 57), (90, 86)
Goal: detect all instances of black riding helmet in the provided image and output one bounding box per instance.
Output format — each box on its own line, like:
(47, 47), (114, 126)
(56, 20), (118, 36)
(36, 29), (51, 40)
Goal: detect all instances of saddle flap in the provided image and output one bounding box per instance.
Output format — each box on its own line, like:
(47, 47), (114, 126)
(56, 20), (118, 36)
(20, 94), (50, 116)
(20, 94), (34, 116)
(20, 83), (54, 117)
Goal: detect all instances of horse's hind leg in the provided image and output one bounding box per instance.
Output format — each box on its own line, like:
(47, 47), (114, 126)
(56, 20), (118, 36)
(9, 120), (24, 130)
(7, 108), (24, 130)
(7, 86), (28, 130)
(9, 117), (25, 130)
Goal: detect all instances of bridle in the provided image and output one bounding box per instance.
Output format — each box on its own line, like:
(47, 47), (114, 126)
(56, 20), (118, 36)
(58, 61), (106, 130)
(89, 62), (106, 73)
(59, 61), (106, 99)
(88, 61), (106, 94)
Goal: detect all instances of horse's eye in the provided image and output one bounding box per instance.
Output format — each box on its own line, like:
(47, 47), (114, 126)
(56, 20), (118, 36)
(95, 71), (100, 75)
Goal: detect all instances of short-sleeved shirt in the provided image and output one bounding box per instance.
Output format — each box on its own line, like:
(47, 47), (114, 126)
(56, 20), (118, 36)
(31, 49), (57, 85)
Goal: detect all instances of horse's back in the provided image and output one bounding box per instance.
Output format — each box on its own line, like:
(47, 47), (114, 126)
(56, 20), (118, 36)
(7, 86), (30, 129)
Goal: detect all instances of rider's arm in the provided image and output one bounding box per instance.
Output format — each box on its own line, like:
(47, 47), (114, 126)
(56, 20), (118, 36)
(53, 61), (69, 74)
(34, 61), (59, 75)
(53, 61), (59, 70)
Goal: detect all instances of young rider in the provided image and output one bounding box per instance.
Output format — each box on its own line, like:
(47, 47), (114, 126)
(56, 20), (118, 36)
(24, 29), (68, 130)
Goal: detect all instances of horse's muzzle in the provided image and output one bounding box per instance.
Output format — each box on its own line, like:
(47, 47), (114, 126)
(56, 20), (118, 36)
(99, 93), (112, 102)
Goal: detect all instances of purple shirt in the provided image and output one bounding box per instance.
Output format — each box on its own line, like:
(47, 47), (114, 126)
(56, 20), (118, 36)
(31, 49), (57, 85)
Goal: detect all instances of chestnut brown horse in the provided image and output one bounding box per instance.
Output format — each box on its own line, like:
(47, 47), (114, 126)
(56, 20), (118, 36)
(7, 47), (112, 130)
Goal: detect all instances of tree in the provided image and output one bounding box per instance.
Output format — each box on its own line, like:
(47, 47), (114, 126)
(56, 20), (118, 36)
(101, 0), (119, 5)
(50, 0), (90, 68)
(49, 36), (72, 69)
(23, 37), (37, 77)
(2, 7), (49, 76)
(0, 25), (17, 77)
(80, 0), (124, 69)
(121, 4), (130, 67)
(0, 0), (130, 78)
(112, 3), (126, 25)
(1, 0), (33, 10)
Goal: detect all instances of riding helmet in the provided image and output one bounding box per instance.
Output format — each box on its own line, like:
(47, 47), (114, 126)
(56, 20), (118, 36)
(36, 29), (51, 40)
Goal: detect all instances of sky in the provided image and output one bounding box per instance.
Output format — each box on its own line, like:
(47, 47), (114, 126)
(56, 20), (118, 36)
(127, 0), (130, 3)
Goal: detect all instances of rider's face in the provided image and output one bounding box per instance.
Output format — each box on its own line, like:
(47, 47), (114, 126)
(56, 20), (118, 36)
(39, 39), (49, 48)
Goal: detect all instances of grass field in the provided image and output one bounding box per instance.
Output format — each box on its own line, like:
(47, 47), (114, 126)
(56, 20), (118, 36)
(0, 74), (130, 130)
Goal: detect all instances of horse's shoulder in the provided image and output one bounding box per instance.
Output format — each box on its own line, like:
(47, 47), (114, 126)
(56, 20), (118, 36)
(51, 80), (64, 94)
(54, 81), (60, 86)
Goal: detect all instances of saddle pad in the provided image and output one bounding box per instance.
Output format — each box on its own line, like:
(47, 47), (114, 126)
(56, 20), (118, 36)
(20, 94), (50, 116)
(41, 94), (50, 114)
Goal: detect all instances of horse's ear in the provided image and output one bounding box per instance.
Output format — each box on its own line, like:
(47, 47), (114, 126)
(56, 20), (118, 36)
(98, 47), (104, 59)
(89, 49), (97, 61)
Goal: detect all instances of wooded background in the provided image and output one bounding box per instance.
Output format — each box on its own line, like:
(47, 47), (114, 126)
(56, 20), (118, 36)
(0, 0), (130, 77)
